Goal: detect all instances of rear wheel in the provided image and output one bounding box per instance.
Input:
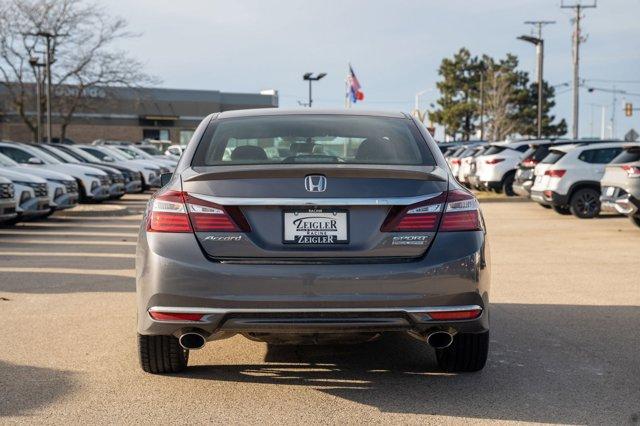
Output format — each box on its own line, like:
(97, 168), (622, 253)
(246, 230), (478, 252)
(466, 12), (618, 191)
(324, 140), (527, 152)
(569, 188), (601, 219)
(435, 331), (489, 372)
(138, 334), (188, 374)
(552, 205), (571, 215)
(631, 214), (640, 229)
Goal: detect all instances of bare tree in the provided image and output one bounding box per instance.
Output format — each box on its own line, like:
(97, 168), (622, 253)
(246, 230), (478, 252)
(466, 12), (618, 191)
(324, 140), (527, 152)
(0, 0), (157, 141)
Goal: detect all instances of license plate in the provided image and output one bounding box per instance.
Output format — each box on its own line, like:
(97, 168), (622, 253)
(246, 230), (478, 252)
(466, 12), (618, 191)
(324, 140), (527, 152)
(522, 170), (533, 179)
(283, 209), (349, 244)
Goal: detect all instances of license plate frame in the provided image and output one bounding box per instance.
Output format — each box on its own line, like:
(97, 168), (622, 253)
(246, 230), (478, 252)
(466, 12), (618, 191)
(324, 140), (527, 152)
(282, 208), (349, 245)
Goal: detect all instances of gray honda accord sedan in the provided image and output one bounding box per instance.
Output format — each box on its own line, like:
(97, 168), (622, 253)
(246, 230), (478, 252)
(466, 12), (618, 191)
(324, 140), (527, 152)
(136, 109), (490, 374)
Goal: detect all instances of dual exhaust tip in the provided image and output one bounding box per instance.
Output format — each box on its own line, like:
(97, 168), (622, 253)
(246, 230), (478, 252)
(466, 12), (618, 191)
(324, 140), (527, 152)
(179, 330), (454, 350)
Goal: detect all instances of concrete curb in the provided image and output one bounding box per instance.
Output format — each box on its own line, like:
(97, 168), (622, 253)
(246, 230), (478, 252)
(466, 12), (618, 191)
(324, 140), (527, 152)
(477, 196), (531, 204)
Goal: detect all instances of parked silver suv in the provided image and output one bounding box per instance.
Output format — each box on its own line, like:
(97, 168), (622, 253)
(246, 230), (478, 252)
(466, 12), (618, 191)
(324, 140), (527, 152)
(600, 144), (640, 228)
(136, 110), (490, 374)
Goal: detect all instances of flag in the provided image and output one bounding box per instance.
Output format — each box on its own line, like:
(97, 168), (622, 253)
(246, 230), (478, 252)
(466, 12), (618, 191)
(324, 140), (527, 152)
(347, 64), (364, 103)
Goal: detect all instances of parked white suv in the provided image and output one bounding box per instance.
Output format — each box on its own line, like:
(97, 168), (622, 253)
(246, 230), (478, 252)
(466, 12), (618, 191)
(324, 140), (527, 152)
(530, 142), (636, 218)
(474, 141), (531, 195)
(0, 142), (110, 202)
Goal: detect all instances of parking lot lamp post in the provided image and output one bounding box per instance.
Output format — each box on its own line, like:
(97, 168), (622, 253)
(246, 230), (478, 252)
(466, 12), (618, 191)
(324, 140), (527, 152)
(302, 72), (327, 108)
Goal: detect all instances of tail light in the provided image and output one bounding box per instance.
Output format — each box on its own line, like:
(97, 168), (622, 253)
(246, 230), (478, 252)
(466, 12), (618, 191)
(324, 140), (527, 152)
(451, 158), (461, 165)
(622, 165), (640, 178)
(147, 190), (250, 233)
(522, 158), (538, 167)
(485, 158), (505, 165)
(544, 169), (566, 178)
(381, 190), (481, 232)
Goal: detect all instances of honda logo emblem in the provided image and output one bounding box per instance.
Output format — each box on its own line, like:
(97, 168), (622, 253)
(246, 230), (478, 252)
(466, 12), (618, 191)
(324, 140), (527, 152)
(304, 175), (327, 192)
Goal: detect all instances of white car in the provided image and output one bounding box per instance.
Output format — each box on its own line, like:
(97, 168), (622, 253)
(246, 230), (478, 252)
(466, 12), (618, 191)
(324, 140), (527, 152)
(109, 145), (177, 170)
(76, 145), (163, 189)
(0, 168), (50, 219)
(165, 144), (186, 158)
(530, 142), (637, 218)
(0, 176), (17, 223)
(0, 142), (110, 202)
(474, 141), (532, 195)
(0, 153), (78, 212)
(458, 145), (489, 186)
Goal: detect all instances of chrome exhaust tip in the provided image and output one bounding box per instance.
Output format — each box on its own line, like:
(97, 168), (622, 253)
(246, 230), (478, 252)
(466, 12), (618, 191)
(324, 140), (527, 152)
(426, 331), (454, 349)
(178, 332), (207, 350)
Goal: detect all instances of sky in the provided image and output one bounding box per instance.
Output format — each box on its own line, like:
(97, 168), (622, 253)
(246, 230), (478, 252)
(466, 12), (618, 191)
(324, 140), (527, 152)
(104, 0), (640, 140)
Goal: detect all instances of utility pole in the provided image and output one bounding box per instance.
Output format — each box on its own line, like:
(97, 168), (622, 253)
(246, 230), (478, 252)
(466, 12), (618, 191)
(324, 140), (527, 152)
(561, 1), (596, 139)
(479, 70), (485, 140)
(521, 20), (555, 139)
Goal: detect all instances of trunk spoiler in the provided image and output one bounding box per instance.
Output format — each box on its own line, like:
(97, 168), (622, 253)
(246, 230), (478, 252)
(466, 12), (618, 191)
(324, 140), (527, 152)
(183, 164), (447, 182)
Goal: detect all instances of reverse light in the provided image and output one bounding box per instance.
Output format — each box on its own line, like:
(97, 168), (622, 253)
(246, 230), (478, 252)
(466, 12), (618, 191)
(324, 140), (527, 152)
(622, 165), (640, 178)
(485, 158), (505, 165)
(544, 169), (566, 178)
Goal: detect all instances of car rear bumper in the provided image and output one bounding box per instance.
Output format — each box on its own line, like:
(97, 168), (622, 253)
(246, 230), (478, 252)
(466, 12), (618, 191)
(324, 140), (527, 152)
(530, 189), (568, 206)
(513, 180), (532, 197)
(600, 192), (639, 216)
(136, 230), (491, 338)
(481, 180), (502, 191)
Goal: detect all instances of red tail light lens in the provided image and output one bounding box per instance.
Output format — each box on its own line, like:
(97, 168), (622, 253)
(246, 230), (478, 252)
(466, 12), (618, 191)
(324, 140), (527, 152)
(147, 190), (192, 232)
(427, 309), (482, 320)
(485, 158), (505, 165)
(522, 158), (538, 167)
(544, 169), (566, 178)
(147, 190), (250, 233)
(622, 165), (640, 178)
(381, 190), (481, 233)
(149, 311), (204, 322)
(451, 158), (461, 165)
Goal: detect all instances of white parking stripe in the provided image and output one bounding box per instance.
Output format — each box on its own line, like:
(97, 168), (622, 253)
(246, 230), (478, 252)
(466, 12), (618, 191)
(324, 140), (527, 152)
(0, 239), (136, 246)
(0, 267), (134, 278)
(0, 251), (134, 258)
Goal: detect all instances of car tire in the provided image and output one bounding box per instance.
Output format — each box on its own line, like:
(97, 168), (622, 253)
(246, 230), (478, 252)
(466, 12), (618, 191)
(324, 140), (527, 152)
(138, 334), (188, 374)
(502, 174), (516, 196)
(569, 188), (601, 219)
(435, 331), (489, 373)
(631, 214), (640, 229)
(552, 205), (571, 215)
(539, 204), (552, 209)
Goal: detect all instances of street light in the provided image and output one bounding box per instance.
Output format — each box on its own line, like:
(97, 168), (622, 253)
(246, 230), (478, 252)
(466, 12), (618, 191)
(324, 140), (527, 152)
(518, 34), (545, 139)
(302, 72), (327, 107)
(28, 55), (46, 143)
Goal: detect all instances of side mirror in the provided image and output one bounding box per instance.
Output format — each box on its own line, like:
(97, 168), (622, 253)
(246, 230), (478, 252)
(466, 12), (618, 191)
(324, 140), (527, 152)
(27, 157), (44, 165)
(160, 172), (172, 187)
(103, 156), (115, 163)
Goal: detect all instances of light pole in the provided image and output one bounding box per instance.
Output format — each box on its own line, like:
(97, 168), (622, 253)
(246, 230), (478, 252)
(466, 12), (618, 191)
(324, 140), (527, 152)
(302, 72), (327, 108)
(518, 33), (547, 139)
(28, 55), (45, 143)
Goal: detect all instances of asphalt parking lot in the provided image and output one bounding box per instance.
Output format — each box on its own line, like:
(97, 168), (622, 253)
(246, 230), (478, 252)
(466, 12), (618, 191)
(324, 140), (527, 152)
(0, 194), (638, 424)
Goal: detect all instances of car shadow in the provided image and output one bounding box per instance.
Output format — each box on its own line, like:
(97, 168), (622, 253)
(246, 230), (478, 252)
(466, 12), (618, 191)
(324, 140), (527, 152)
(0, 360), (76, 417)
(177, 303), (640, 424)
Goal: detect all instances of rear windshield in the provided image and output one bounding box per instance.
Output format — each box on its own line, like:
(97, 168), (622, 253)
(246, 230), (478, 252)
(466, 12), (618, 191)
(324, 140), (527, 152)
(483, 146), (506, 155)
(610, 148), (640, 164)
(192, 115), (435, 166)
(542, 150), (566, 164)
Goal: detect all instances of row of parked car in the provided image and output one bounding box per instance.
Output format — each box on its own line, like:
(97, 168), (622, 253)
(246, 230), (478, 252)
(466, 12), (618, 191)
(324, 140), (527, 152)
(441, 138), (640, 228)
(0, 140), (179, 224)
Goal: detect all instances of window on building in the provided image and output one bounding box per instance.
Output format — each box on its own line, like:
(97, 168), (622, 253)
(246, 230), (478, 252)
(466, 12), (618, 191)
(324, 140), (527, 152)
(180, 130), (195, 145)
(143, 129), (170, 141)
